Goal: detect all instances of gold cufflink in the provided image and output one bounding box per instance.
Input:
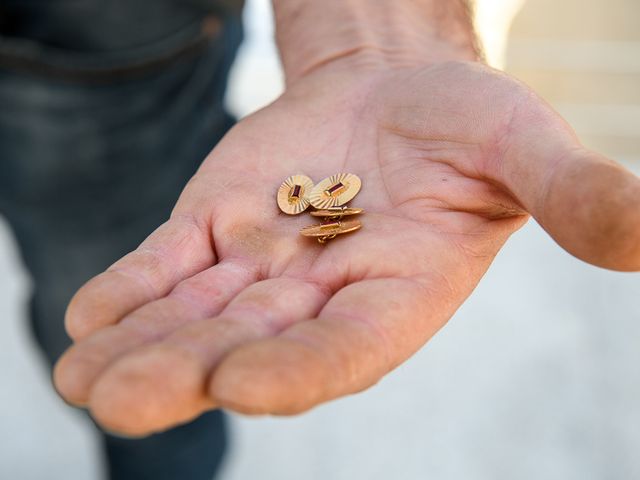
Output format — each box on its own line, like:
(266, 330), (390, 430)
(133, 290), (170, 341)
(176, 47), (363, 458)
(304, 205), (364, 243)
(299, 218), (362, 244)
(276, 173), (364, 244)
(309, 206), (364, 218)
(276, 174), (315, 215)
(309, 173), (361, 209)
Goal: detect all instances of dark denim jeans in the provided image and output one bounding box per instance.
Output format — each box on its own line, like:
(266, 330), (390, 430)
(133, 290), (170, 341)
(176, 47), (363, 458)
(0, 15), (242, 480)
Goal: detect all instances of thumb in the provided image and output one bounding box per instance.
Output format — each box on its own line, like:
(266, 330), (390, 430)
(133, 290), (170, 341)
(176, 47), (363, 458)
(499, 100), (640, 272)
(540, 150), (639, 271)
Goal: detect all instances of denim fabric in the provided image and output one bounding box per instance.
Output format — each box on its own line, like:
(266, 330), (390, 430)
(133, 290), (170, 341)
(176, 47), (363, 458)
(0, 0), (244, 51)
(0, 12), (243, 480)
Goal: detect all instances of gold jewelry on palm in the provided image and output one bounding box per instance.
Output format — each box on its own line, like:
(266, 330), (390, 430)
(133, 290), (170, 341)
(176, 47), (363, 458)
(276, 173), (364, 244)
(276, 174), (315, 215)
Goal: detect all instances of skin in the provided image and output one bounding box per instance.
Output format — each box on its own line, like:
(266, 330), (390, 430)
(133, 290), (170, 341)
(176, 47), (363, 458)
(53, 3), (640, 437)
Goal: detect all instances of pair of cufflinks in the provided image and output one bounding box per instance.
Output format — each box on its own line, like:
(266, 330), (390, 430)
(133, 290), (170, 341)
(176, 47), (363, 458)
(276, 173), (364, 244)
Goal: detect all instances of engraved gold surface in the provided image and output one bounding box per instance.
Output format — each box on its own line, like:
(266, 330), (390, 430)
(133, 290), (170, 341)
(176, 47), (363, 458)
(309, 173), (361, 209)
(309, 207), (364, 217)
(299, 218), (362, 238)
(277, 174), (314, 215)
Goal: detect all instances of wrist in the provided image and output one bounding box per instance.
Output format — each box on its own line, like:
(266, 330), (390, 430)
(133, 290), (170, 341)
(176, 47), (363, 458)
(273, 0), (482, 84)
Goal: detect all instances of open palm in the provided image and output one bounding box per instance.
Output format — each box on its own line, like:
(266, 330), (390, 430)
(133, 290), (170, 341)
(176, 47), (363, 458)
(54, 61), (640, 436)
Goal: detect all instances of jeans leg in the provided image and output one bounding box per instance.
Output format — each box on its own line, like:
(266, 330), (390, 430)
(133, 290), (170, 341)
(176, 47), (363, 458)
(102, 411), (228, 480)
(0, 24), (241, 479)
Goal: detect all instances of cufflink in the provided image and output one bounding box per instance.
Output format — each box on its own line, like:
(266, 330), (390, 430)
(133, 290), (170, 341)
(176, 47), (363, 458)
(276, 174), (315, 215)
(276, 172), (364, 244)
(308, 173), (361, 209)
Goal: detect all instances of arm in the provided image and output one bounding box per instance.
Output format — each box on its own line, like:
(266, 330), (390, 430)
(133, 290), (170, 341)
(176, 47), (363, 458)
(272, 0), (479, 82)
(53, 1), (640, 436)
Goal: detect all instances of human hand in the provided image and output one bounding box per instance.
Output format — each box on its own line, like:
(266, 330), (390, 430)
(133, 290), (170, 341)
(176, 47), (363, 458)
(54, 59), (640, 436)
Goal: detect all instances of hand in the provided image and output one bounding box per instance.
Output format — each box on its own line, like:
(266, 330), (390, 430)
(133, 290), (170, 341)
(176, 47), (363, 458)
(54, 60), (640, 436)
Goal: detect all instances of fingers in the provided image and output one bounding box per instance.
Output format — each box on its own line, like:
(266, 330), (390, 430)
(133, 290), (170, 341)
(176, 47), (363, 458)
(209, 276), (457, 415)
(65, 215), (215, 341)
(86, 278), (330, 435)
(498, 96), (640, 271)
(54, 260), (258, 406)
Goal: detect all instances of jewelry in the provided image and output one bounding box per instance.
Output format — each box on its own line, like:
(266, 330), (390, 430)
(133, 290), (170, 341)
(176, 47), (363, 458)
(309, 206), (364, 218)
(276, 174), (315, 215)
(299, 219), (362, 243)
(276, 173), (364, 244)
(308, 173), (361, 209)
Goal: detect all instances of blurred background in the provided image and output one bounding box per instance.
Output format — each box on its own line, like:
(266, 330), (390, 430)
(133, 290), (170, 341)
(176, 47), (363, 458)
(0, 0), (638, 478)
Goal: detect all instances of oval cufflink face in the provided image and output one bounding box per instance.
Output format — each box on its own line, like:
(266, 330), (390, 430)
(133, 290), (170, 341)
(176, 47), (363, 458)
(277, 174), (315, 215)
(309, 173), (361, 209)
(299, 218), (362, 238)
(309, 207), (364, 217)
